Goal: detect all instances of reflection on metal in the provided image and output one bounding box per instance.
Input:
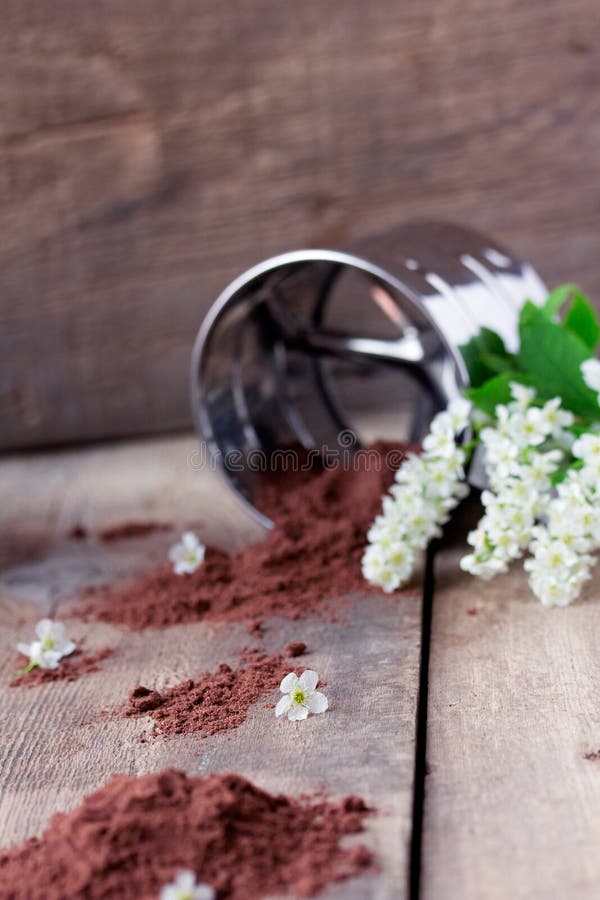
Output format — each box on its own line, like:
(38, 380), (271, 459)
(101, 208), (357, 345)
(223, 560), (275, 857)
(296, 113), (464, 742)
(190, 221), (546, 526)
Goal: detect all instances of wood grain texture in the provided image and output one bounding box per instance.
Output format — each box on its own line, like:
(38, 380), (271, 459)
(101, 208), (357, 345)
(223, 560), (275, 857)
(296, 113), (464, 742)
(2, 0), (600, 448)
(0, 436), (421, 899)
(421, 545), (600, 899)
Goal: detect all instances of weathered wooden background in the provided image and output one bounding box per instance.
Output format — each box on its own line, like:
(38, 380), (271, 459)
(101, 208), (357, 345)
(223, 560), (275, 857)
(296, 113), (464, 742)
(2, 0), (600, 449)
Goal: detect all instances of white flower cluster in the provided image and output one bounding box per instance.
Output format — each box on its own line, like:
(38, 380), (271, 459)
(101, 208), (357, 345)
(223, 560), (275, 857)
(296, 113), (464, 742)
(362, 397), (471, 592)
(524, 433), (600, 606)
(460, 384), (573, 581)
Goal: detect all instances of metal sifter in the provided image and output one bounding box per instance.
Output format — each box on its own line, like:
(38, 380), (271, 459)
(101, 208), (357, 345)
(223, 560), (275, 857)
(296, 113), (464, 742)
(190, 221), (546, 527)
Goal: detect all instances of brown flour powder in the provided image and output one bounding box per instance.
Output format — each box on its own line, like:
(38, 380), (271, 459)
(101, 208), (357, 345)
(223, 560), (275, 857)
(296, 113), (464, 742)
(126, 646), (303, 737)
(0, 769), (374, 899)
(80, 443), (406, 630)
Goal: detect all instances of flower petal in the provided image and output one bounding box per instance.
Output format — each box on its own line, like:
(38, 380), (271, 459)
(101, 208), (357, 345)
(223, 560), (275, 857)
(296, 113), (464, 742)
(581, 358), (600, 392)
(39, 650), (62, 670)
(27, 641), (43, 665)
(299, 670), (319, 692)
(16, 643), (32, 658)
(59, 640), (77, 658)
(197, 886), (216, 900)
(175, 871), (196, 891)
(35, 618), (53, 639)
(279, 672), (299, 693)
(182, 531), (199, 550)
(287, 703), (309, 721)
(275, 695), (292, 717)
(306, 691), (329, 714)
(168, 544), (184, 563)
(159, 888), (177, 900)
(50, 622), (67, 642)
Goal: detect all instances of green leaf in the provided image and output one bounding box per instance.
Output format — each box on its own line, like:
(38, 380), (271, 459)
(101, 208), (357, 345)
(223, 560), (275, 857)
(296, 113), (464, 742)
(478, 351), (518, 375)
(466, 372), (532, 417)
(478, 327), (509, 356)
(459, 337), (493, 386)
(519, 285), (580, 330)
(519, 299), (543, 329)
(517, 305), (600, 417)
(542, 284), (579, 318)
(564, 291), (600, 352)
(459, 328), (513, 387)
(570, 422), (596, 437)
(550, 465), (571, 487)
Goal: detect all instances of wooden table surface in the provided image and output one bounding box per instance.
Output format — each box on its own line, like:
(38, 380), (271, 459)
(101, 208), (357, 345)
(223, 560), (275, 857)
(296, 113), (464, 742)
(1, 434), (599, 899)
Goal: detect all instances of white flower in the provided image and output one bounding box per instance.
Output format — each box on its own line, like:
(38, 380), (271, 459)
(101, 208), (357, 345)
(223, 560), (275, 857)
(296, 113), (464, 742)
(16, 619), (76, 671)
(460, 549), (508, 580)
(159, 870), (215, 900)
(496, 385), (574, 452)
(535, 398), (574, 437)
(526, 449), (563, 487)
(581, 358), (600, 395)
(509, 382), (536, 410)
(526, 570), (588, 608)
(169, 532), (206, 575)
(422, 427), (458, 458)
(445, 396), (472, 432)
(362, 541), (415, 591)
(510, 406), (550, 448)
(428, 396), (471, 436)
(480, 431), (519, 481)
(572, 432), (600, 462)
(275, 670), (328, 721)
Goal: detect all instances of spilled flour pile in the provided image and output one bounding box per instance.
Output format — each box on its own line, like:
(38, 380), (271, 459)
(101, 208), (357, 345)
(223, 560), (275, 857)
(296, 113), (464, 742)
(80, 444), (405, 629)
(126, 647), (303, 738)
(0, 769), (374, 899)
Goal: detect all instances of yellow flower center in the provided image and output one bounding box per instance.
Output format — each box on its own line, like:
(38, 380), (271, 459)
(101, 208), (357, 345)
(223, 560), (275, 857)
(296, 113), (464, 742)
(41, 636), (56, 651)
(292, 688), (307, 705)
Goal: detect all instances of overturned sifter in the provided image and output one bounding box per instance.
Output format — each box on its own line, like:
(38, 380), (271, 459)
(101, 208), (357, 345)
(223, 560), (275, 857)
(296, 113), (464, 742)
(190, 221), (546, 526)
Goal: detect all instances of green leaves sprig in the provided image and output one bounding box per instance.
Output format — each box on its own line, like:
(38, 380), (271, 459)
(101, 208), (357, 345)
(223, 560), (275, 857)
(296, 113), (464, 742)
(460, 285), (600, 421)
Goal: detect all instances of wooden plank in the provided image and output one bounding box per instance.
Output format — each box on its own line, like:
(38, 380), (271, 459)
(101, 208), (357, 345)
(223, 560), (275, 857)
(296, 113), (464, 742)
(421, 544), (600, 899)
(0, 436), (422, 898)
(2, 0), (600, 448)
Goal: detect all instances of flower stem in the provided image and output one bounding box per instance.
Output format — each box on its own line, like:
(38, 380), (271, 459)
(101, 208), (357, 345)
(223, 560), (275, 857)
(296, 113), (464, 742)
(11, 660), (38, 678)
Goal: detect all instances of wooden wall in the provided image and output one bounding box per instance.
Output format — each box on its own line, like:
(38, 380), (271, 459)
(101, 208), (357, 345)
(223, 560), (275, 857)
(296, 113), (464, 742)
(2, 0), (600, 450)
